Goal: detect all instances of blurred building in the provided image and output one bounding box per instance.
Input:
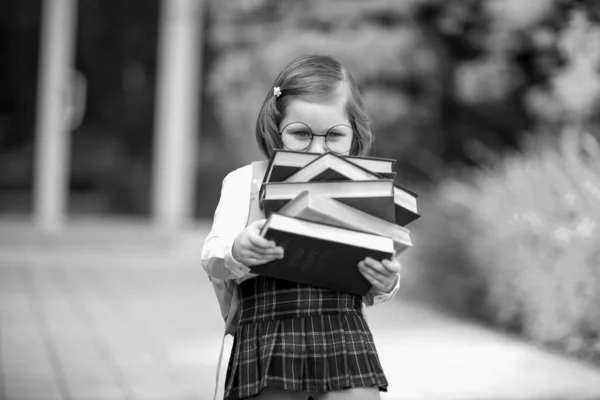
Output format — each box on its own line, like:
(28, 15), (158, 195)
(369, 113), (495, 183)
(5, 0), (207, 232)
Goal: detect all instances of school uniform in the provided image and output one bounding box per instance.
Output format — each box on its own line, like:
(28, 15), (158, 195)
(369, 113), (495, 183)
(201, 162), (400, 400)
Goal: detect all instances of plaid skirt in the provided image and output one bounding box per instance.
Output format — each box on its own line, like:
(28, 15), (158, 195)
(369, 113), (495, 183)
(224, 276), (388, 399)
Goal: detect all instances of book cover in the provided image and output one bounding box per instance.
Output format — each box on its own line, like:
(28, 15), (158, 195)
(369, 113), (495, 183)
(378, 172), (398, 180)
(278, 190), (413, 255)
(262, 150), (396, 183)
(283, 152), (393, 183)
(395, 205), (421, 226)
(393, 184), (421, 226)
(253, 213), (395, 295)
(262, 179), (396, 222)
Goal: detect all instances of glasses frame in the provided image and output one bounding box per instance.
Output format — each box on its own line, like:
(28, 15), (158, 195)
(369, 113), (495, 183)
(278, 122), (356, 154)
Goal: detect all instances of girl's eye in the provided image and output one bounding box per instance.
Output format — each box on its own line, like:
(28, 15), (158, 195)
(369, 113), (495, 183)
(326, 131), (345, 140)
(291, 130), (312, 138)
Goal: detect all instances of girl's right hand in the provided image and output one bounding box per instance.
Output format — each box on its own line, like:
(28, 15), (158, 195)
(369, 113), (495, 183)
(232, 219), (285, 266)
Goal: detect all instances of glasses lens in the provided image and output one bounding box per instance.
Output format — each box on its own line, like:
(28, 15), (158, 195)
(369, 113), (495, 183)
(280, 122), (313, 151)
(325, 124), (354, 154)
(280, 123), (355, 153)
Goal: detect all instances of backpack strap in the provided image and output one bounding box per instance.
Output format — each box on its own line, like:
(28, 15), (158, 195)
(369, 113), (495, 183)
(213, 288), (239, 400)
(247, 160), (268, 224)
(214, 160), (268, 400)
(222, 160), (267, 333)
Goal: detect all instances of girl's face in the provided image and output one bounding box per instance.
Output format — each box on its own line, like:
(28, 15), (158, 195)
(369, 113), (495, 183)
(278, 92), (354, 155)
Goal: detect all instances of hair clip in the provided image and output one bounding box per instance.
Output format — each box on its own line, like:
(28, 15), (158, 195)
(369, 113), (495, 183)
(273, 86), (282, 97)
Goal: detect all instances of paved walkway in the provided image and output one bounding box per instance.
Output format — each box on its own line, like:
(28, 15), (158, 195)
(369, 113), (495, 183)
(2, 218), (600, 400)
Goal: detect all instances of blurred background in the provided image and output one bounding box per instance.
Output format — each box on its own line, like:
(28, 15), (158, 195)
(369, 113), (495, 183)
(2, 0), (600, 399)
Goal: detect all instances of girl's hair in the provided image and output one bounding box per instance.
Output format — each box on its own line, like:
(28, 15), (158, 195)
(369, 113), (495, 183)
(255, 54), (373, 158)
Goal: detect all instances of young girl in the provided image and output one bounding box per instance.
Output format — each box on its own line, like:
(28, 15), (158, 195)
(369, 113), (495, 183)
(202, 54), (402, 400)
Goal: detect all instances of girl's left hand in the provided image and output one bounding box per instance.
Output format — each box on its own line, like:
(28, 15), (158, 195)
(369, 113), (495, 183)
(358, 255), (401, 294)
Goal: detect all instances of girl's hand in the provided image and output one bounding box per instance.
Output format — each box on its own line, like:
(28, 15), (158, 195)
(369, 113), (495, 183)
(232, 219), (284, 266)
(358, 255), (401, 294)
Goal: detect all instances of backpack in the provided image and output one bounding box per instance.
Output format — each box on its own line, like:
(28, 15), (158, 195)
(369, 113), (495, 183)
(211, 160), (267, 400)
(211, 160), (267, 335)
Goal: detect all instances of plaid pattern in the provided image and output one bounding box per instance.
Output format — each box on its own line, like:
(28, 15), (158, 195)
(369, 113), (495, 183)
(238, 275), (363, 324)
(224, 276), (388, 400)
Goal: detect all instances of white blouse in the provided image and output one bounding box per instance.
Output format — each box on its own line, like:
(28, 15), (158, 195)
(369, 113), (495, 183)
(201, 163), (401, 306)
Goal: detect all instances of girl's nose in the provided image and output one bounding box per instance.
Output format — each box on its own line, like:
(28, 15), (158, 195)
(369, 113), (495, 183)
(308, 136), (327, 154)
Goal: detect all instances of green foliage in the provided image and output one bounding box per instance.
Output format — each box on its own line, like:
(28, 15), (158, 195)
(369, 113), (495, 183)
(425, 129), (600, 360)
(526, 9), (600, 125)
(403, 8), (600, 362)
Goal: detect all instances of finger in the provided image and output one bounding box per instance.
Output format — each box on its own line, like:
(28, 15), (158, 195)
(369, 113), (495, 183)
(254, 247), (284, 258)
(381, 259), (401, 274)
(247, 233), (278, 250)
(248, 219), (271, 236)
(237, 239), (283, 260)
(244, 252), (282, 266)
(360, 262), (398, 293)
(358, 263), (386, 291)
(358, 261), (386, 286)
(242, 246), (283, 259)
(361, 257), (389, 276)
(249, 219), (268, 229)
(248, 240), (284, 256)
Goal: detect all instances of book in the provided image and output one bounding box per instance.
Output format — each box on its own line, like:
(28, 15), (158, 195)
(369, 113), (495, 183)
(262, 150), (396, 183)
(253, 213), (395, 295)
(261, 179), (396, 222)
(393, 184), (420, 226)
(278, 190), (413, 254)
(283, 151), (395, 183)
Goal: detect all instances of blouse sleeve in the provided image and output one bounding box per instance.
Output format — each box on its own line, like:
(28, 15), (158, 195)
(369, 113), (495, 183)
(201, 165), (255, 280)
(363, 273), (401, 307)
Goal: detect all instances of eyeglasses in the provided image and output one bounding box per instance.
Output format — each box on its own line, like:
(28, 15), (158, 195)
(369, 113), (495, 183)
(279, 122), (355, 154)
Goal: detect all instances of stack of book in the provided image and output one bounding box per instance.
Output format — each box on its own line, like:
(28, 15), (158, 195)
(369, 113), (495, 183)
(251, 150), (420, 295)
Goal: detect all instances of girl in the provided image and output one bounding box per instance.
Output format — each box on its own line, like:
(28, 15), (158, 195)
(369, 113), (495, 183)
(202, 54), (402, 400)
